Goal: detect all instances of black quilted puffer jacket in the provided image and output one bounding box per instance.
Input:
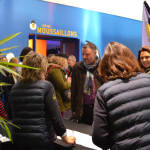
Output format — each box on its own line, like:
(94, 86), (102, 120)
(93, 73), (150, 150)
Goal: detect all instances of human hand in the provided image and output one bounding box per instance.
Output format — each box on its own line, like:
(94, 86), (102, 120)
(66, 136), (76, 146)
(67, 77), (71, 83)
(61, 135), (76, 146)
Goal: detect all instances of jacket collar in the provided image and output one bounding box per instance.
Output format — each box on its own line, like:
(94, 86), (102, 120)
(78, 59), (101, 70)
(48, 63), (66, 74)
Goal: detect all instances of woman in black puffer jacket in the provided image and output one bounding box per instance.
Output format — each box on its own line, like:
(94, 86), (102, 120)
(92, 42), (150, 150)
(7, 52), (76, 150)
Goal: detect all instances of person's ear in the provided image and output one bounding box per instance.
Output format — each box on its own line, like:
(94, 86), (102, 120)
(94, 50), (97, 57)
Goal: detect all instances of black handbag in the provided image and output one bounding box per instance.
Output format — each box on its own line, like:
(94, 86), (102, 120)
(60, 88), (71, 103)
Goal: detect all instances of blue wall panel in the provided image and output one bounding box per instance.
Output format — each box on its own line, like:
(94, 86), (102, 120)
(0, 0), (142, 60)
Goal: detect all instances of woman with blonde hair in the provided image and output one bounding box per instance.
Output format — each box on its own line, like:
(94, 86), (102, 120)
(92, 42), (150, 150)
(46, 53), (71, 118)
(138, 46), (150, 74)
(7, 52), (76, 150)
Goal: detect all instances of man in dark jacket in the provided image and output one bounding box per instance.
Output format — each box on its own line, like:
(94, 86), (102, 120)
(71, 42), (102, 125)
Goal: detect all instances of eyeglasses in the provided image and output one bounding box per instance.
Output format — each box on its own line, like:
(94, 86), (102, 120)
(140, 56), (150, 60)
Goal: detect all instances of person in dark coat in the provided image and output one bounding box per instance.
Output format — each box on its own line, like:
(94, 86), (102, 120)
(71, 42), (102, 125)
(7, 52), (76, 150)
(92, 41), (150, 150)
(138, 46), (150, 74)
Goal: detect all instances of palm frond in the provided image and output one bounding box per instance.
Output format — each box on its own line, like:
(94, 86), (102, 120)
(0, 65), (22, 78)
(0, 46), (21, 52)
(0, 82), (12, 86)
(3, 123), (13, 143)
(0, 68), (6, 76)
(0, 53), (9, 56)
(0, 62), (41, 70)
(0, 32), (21, 46)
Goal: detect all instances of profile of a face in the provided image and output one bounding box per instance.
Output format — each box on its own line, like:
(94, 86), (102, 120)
(140, 51), (150, 69)
(2, 58), (7, 62)
(82, 47), (96, 65)
(68, 57), (74, 68)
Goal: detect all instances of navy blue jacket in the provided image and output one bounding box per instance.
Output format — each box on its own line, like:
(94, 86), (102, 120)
(92, 73), (150, 150)
(8, 80), (66, 146)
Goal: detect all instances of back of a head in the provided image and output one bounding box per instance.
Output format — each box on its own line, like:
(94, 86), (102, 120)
(9, 57), (19, 63)
(99, 42), (142, 82)
(51, 55), (68, 69)
(20, 47), (33, 62)
(47, 54), (55, 63)
(21, 52), (48, 83)
(55, 52), (68, 59)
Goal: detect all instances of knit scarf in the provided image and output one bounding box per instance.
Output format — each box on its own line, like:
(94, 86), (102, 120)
(83, 56), (99, 95)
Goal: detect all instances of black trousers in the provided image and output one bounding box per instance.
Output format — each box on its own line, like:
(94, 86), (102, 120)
(81, 104), (94, 126)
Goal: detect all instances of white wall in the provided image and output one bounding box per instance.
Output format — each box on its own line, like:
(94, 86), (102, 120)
(42, 0), (150, 21)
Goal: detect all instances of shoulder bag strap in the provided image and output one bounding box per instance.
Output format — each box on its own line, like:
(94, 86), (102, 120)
(45, 65), (60, 80)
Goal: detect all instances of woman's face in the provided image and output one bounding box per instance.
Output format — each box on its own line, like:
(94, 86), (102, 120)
(140, 51), (150, 69)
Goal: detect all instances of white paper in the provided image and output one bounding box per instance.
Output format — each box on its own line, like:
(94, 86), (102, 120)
(58, 129), (102, 150)
(0, 136), (10, 142)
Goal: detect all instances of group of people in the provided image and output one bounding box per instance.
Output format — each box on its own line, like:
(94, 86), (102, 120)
(0, 41), (150, 150)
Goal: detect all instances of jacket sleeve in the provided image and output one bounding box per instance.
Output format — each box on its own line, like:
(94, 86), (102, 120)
(92, 91), (110, 150)
(45, 83), (66, 136)
(49, 68), (71, 91)
(71, 64), (77, 112)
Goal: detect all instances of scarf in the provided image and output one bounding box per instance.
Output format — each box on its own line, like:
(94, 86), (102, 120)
(84, 56), (99, 95)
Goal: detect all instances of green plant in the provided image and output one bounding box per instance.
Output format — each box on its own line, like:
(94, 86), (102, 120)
(0, 32), (40, 142)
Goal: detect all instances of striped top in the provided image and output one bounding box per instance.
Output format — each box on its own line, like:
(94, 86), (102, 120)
(0, 99), (7, 120)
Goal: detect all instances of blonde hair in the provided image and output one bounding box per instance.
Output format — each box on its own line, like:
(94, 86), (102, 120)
(9, 57), (19, 70)
(9, 57), (19, 63)
(68, 55), (76, 62)
(20, 52), (48, 84)
(51, 56), (68, 69)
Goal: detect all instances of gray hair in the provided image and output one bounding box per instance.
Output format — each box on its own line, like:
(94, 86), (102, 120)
(68, 55), (76, 62)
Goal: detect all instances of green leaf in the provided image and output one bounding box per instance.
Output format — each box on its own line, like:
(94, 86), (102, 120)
(0, 117), (13, 142)
(0, 65), (22, 78)
(0, 62), (41, 70)
(0, 53), (9, 56)
(0, 32), (21, 46)
(13, 55), (29, 59)
(3, 123), (13, 142)
(0, 68), (6, 76)
(0, 46), (21, 52)
(0, 122), (5, 130)
(0, 82), (12, 86)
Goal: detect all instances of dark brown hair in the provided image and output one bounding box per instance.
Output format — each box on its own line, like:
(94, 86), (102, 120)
(99, 42), (142, 83)
(138, 46), (150, 70)
(82, 42), (97, 52)
(20, 47), (33, 62)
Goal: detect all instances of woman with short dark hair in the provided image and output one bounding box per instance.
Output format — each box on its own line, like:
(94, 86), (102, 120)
(138, 46), (150, 74)
(92, 42), (150, 150)
(7, 52), (76, 150)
